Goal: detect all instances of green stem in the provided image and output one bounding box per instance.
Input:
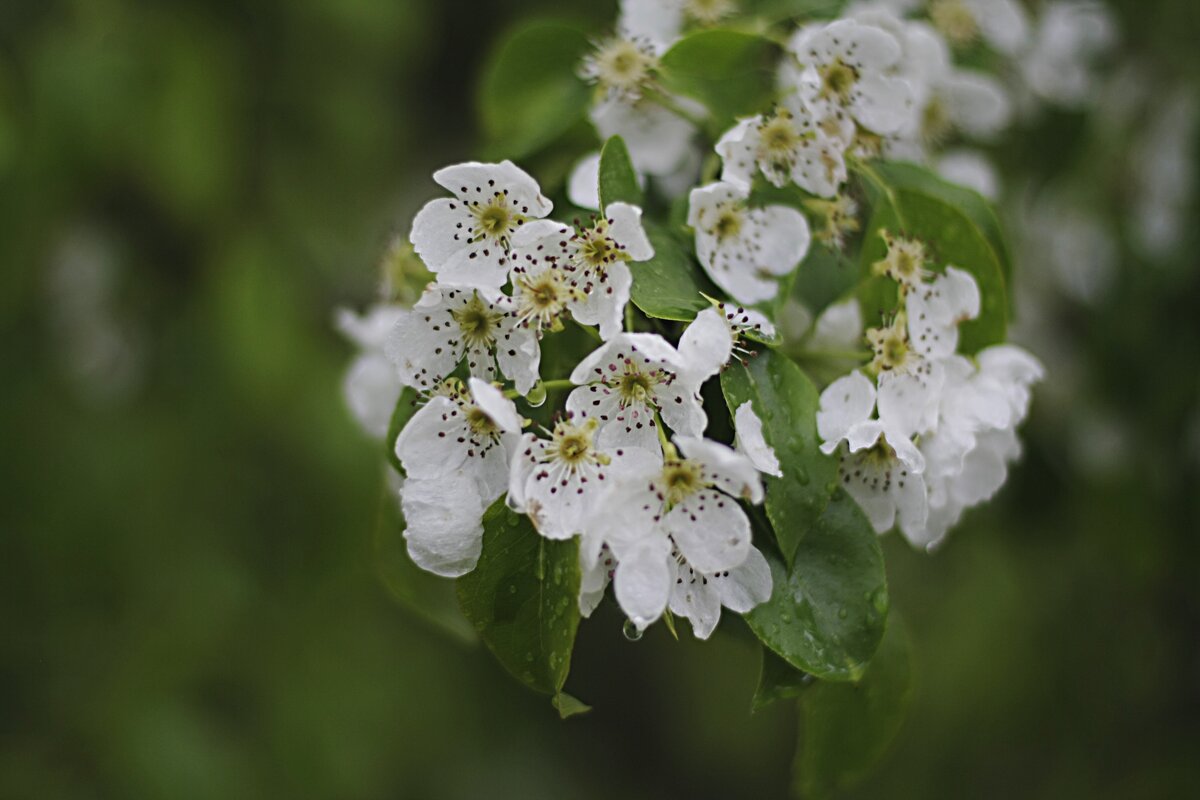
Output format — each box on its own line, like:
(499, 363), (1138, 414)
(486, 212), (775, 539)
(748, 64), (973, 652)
(504, 379), (575, 399)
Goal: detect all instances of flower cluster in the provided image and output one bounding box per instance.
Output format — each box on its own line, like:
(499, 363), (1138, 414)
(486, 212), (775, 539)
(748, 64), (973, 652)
(336, 0), (1062, 641)
(816, 233), (1042, 550)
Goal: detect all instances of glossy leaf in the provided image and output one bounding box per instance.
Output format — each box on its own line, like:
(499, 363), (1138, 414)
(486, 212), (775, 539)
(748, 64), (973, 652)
(457, 499), (582, 695)
(629, 222), (714, 321)
(477, 21), (592, 158)
(720, 350), (838, 567)
(794, 615), (914, 798)
(597, 135), (643, 211)
(753, 646), (812, 712)
(743, 491), (888, 682)
(659, 30), (781, 130)
(856, 162), (1008, 354)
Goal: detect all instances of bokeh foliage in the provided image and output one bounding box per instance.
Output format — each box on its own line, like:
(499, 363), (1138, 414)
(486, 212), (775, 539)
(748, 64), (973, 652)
(2, 0), (1198, 798)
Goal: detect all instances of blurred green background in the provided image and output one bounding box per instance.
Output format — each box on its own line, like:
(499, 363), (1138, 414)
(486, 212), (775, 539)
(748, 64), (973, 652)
(2, 1), (1198, 797)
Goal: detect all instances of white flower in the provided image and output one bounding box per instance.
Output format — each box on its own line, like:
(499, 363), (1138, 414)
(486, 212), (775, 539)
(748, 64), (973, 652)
(715, 300), (778, 343)
(509, 417), (659, 541)
(936, 149), (1000, 200)
(394, 378), (524, 576)
(716, 106), (850, 197)
(336, 304), (405, 439)
(566, 313), (731, 454)
(866, 314), (946, 437)
(912, 345), (1043, 548)
(385, 284), (540, 394)
(668, 544), (773, 639)
(808, 297), (864, 353)
(584, 437), (769, 636)
(927, 0), (1030, 56)
(907, 266), (981, 360)
(410, 161), (553, 290)
(1021, 1), (1116, 108)
(567, 152), (649, 211)
(617, 0), (684, 52)
(733, 402), (782, 477)
(687, 181), (812, 305)
(591, 94), (700, 177)
(817, 370), (925, 469)
(509, 203), (654, 339)
(785, 19), (915, 136)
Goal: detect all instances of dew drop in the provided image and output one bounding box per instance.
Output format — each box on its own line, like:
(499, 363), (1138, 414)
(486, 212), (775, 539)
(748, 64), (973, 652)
(870, 587), (889, 615)
(525, 380), (548, 408)
(622, 619), (644, 641)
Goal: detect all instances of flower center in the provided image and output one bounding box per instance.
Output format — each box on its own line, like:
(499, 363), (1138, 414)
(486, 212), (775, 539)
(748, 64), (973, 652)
(685, 0), (735, 25)
(922, 97), (954, 145)
(473, 198), (514, 240)
(465, 405), (498, 437)
(868, 319), (913, 373)
(614, 361), (661, 407)
(759, 112), (802, 157)
(661, 457), (705, 505)
(712, 206), (743, 240)
(574, 226), (618, 270)
(588, 38), (656, 98)
(451, 293), (502, 348)
(873, 233), (929, 286)
(516, 269), (582, 331)
(930, 0), (978, 47)
(547, 418), (610, 471)
(819, 59), (859, 102)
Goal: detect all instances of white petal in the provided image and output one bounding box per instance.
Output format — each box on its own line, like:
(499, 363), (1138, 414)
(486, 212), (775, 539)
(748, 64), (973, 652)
(970, 0), (1029, 56)
(494, 320), (541, 396)
(853, 73), (914, 135)
(755, 205), (812, 276)
(675, 435), (764, 503)
(655, 381), (707, 440)
(467, 377), (523, 433)
(809, 297), (864, 352)
(394, 396), (470, 478)
(669, 560), (722, 640)
(714, 118), (760, 191)
(614, 541), (673, 631)
(716, 545), (773, 613)
(817, 371), (877, 452)
(877, 359), (944, 437)
(666, 489), (752, 574)
(566, 152), (602, 211)
(409, 198), (474, 272)
(677, 307), (733, 381)
(433, 160), (552, 217)
(733, 402), (782, 477)
(591, 96), (695, 176)
(342, 353), (402, 440)
(569, 333), (678, 385)
(943, 71), (1011, 139)
(336, 305), (405, 349)
(384, 289), (460, 390)
(571, 260), (632, 341)
(401, 474), (486, 577)
(605, 202), (655, 261)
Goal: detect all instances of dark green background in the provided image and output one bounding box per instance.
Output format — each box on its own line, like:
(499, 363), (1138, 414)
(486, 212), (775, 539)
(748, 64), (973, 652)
(2, 1), (1198, 797)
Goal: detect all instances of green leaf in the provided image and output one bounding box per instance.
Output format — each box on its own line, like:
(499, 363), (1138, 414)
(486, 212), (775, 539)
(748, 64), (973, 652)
(720, 351), (838, 567)
(753, 647), (812, 712)
(873, 161), (1011, 283)
(794, 615), (914, 798)
(659, 30), (781, 130)
(629, 221), (714, 321)
(743, 0), (849, 22)
(385, 387), (418, 475)
(477, 21), (592, 159)
(597, 135), (643, 211)
(456, 499), (582, 695)
(374, 483), (477, 645)
(856, 162), (1008, 354)
(552, 692), (592, 719)
(743, 491), (889, 682)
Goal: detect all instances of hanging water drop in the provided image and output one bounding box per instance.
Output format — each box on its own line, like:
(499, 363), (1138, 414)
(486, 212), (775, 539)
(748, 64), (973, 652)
(622, 619), (644, 641)
(525, 380), (548, 408)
